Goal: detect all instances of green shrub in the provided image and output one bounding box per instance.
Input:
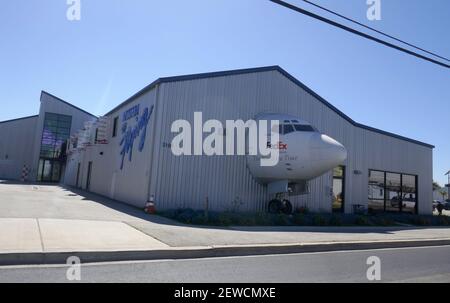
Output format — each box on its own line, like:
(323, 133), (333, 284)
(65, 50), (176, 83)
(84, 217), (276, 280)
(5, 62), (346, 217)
(437, 216), (450, 226)
(191, 214), (208, 225)
(273, 214), (291, 226)
(177, 208), (197, 223)
(354, 215), (369, 226)
(295, 206), (309, 215)
(375, 217), (395, 226)
(410, 216), (431, 226)
(292, 213), (305, 225)
(217, 212), (233, 226)
(157, 208), (450, 227)
(312, 214), (327, 226)
(254, 213), (273, 225)
(235, 213), (257, 226)
(328, 215), (343, 226)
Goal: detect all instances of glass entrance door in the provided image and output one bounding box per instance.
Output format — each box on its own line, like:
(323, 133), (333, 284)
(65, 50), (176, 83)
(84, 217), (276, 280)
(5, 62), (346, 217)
(86, 161), (93, 191)
(42, 160), (52, 181)
(332, 166), (345, 213)
(37, 159), (62, 182)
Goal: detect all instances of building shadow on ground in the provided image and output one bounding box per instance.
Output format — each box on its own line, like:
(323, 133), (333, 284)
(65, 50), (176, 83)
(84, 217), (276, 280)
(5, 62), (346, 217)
(57, 184), (446, 235)
(2, 179), (443, 234)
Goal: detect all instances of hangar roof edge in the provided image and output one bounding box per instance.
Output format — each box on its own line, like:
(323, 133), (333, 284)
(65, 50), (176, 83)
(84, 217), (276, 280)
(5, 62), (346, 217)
(0, 115), (38, 125)
(104, 65), (434, 149)
(41, 91), (98, 119)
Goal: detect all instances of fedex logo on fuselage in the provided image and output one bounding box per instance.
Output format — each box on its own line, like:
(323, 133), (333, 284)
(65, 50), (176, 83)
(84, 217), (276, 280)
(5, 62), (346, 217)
(267, 141), (287, 150)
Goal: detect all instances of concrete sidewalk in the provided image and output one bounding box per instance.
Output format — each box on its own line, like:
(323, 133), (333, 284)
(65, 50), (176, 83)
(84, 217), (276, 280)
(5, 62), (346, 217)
(0, 218), (169, 253)
(1, 182), (450, 265)
(1, 215), (450, 265)
(2, 217), (450, 254)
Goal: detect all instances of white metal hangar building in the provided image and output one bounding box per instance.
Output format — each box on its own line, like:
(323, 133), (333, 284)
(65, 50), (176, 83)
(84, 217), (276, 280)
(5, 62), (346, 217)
(1, 66), (434, 215)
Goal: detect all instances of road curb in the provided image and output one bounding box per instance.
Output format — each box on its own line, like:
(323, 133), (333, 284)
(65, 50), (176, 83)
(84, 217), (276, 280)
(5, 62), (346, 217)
(1, 239), (450, 266)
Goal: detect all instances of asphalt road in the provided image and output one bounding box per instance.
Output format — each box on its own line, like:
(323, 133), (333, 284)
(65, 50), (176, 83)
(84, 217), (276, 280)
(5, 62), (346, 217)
(1, 245), (450, 283)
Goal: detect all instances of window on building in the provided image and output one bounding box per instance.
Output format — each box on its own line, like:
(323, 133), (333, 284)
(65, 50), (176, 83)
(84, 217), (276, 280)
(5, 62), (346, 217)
(385, 172), (402, 212)
(402, 174), (418, 214)
(39, 113), (72, 159)
(368, 170), (418, 214)
(369, 170), (386, 212)
(94, 128), (99, 143)
(37, 112), (72, 182)
(112, 116), (119, 137)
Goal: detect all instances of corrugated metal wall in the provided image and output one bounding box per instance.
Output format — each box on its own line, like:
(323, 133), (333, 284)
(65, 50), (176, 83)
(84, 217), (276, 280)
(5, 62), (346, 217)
(0, 116), (38, 180)
(65, 88), (158, 208)
(149, 70), (433, 214)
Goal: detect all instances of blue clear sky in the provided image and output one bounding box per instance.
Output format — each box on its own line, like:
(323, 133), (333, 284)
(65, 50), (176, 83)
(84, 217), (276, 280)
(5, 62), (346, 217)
(0, 0), (449, 184)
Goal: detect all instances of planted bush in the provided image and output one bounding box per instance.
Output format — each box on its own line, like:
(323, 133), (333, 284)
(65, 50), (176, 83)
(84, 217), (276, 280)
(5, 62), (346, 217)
(411, 216), (431, 226)
(295, 206), (309, 215)
(292, 213), (305, 225)
(312, 214), (327, 226)
(158, 208), (450, 227)
(437, 216), (450, 226)
(374, 216), (395, 226)
(329, 215), (343, 226)
(274, 214), (292, 226)
(254, 213), (274, 226)
(354, 215), (370, 226)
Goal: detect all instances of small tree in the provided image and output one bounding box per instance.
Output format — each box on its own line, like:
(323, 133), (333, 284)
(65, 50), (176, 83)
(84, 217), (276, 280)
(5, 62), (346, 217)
(439, 189), (448, 201)
(433, 181), (442, 191)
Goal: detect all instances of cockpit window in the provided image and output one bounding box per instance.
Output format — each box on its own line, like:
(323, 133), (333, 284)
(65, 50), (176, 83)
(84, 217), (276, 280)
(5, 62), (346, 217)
(275, 123), (317, 135)
(294, 124), (315, 132)
(283, 124), (295, 134)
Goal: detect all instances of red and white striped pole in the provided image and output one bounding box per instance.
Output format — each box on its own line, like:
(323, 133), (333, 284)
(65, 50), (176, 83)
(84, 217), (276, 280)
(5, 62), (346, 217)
(21, 165), (29, 182)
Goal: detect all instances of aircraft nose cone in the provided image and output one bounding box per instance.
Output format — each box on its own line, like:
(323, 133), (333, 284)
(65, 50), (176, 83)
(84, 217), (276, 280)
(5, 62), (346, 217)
(311, 134), (347, 164)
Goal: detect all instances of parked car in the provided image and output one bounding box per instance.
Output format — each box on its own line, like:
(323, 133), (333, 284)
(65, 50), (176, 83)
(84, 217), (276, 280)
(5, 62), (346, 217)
(433, 200), (450, 211)
(444, 201), (450, 211)
(390, 196), (416, 209)
(433, 200), (441, 211)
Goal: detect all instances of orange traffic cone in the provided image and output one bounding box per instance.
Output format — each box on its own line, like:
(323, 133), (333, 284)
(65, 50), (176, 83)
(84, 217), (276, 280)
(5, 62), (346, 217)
(144, 195), (156, 214)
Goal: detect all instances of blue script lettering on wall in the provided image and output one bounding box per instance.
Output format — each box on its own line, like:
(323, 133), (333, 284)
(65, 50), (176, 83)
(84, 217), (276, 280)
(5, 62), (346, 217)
(119, 104), (154, 170)
(122, 104), (140, 122)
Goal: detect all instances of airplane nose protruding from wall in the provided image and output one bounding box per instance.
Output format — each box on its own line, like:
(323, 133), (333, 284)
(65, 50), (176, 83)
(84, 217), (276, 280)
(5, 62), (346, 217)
(310, 134), (348, 164)
(321, 134), (347, 163)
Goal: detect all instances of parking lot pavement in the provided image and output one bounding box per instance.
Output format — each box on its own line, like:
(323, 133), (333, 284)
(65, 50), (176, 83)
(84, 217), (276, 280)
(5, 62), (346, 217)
(1, 181), (450, 251)
(0, 181), (154, 222)
(442, 210), (449, 216)
(433, 209), (450, 216)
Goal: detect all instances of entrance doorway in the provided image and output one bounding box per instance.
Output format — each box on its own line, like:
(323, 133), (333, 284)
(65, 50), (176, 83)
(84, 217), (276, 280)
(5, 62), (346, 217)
(332, 166), (345, 213)
(86, 161), (93, 191)
(37, 159), (62, 183)
(75, 163), (81, 188)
